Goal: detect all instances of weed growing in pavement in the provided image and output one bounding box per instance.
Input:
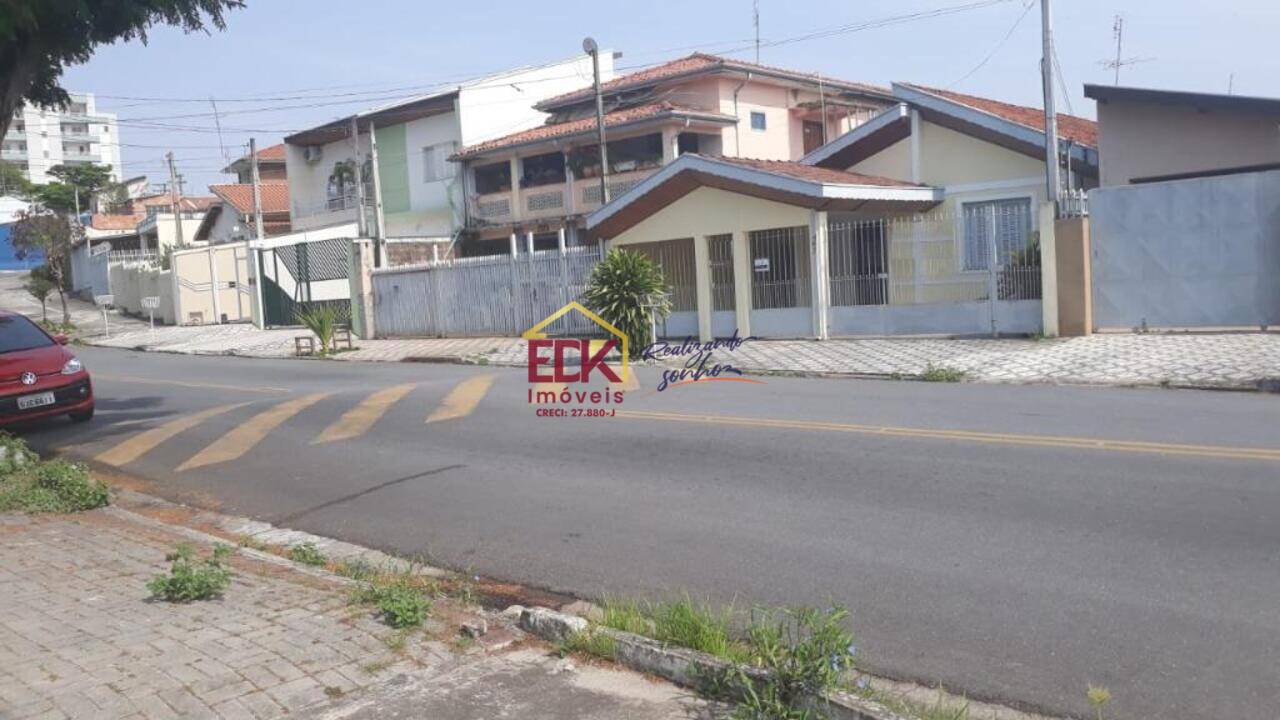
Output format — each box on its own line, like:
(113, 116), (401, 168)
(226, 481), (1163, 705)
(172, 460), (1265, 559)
(0, 435), (108, 513)
(599, 596), (747, 661)
(288, 542), (326, 566)
(236, 534), (269, 551)
(853, 682), (971, 720)
(147, 543), (234, 602)
(1087, 684), (1113, 720)
(560, 627), (618, 660)
(335, 558), (379, 581)
(918, 364), (966, 382)
(720, 606), (856, 720)
(382, 630), (409, 652)
(352, 577), (432, 629)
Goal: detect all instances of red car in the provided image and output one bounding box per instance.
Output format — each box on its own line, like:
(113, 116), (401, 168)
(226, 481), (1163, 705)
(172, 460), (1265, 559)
(0, 312), (94, 425)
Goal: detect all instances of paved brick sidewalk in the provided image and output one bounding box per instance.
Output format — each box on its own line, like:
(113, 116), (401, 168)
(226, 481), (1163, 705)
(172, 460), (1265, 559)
(0, 507), (715, 720)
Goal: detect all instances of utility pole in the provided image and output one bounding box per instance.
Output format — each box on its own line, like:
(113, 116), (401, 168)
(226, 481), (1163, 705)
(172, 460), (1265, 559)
(1040, 0), (1061, 209)
(167, 151), (186, 248)
(350, 116), (367, 237)
(1112, 16), (1123, 85)
(249, 138), (265, 242)
(584, 37), (610, 205)
(368, 120), (387, 267)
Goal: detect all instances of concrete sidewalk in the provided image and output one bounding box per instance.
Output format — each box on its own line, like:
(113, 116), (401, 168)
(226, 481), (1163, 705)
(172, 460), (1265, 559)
(0, 501), (717, 720)
(3, 270), (1277, 390)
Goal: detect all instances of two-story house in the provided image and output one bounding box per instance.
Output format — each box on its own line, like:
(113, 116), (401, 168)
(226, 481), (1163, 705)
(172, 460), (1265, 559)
(198, 144), (292, 244)
(281, 53), (614, 263)
(450, 53), (897, 255)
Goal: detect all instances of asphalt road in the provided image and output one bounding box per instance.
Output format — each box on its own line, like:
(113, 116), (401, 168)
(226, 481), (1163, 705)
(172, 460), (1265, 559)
(16, 345), (1280, 720)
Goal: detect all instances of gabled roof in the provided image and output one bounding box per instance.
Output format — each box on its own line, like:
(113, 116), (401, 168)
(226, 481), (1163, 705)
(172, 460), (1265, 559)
(588, 153), (940, 238)
(222, 143), (287, 174)
(805, 85), (1099, 173)
(286, 90), (459, 147)
(208, 183), (290, 216)
(536, 52), (892, 112)
(453, 102), (736, 160)
(1083, 84), (1280, 116)
(898, 84), (1097, 147)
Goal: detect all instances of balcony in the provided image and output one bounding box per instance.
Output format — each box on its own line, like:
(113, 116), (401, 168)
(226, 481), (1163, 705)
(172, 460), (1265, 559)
(468, 168), (656, 229)
(291, 190), (373, 232)
(1, 148), (27, 162)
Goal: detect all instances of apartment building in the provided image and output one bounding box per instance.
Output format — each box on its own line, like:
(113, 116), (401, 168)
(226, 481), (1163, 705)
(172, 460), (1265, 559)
(450, 53), (896, 255)
(2, 92), (121, 183)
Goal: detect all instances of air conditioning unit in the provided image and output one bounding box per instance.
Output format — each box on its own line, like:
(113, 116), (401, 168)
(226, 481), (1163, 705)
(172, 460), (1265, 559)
(302, 145), (324, 163)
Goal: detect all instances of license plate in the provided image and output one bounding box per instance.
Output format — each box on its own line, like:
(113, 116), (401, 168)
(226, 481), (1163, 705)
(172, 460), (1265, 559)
(17, 392), (55, 410)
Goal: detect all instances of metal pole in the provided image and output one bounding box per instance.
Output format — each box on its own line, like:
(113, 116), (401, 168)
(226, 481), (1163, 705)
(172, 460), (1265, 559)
(584, 38), (610, 205)
(1040, 0), (1061, 210)
(250, 138), (266, 242)
(350, 116), (367, 237)
(368, 120), (387, 267)
(167, 151), (186, 248)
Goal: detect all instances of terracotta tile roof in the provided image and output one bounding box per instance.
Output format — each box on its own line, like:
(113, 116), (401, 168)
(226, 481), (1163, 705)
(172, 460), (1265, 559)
(539, 53), (890, 110)
(209, 183), (290, 215)
(454, 102), (736, 159)
(704, 156), (924, 187)
(255, 143), (286, 162)
(89, 214), (140, 231)
(901, 84), (1097, 147)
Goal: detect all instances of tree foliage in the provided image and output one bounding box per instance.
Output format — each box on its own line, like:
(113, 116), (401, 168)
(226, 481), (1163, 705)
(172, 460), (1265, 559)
(10, 210), (77, 324)
(0, 0), (244, 140)
(581, 250), (672, 358)
(0, 161), (31, 197)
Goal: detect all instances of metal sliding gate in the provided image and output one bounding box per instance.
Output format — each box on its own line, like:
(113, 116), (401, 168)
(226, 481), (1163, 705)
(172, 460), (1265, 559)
(371, 245), (604, 337)
(258, 237), (351, 327)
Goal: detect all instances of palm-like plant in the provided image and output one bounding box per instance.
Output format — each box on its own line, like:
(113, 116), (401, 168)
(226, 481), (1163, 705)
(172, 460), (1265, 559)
(581, 250), (672, 358)
(295, 304), (349, 354)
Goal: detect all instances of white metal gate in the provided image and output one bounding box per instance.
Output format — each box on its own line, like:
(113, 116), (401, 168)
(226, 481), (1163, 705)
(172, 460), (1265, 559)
(372, 245), (604, 337)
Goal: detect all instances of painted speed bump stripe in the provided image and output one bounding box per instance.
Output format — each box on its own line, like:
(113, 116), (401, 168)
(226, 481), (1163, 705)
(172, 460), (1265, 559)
(426, 375), (495, 424)
(177, 393), (328, 471)
(312, 384), (416, 445)
(616, 410), (1280, 462)
(96, 402), (251, 467)
(95, 374), (291, 395)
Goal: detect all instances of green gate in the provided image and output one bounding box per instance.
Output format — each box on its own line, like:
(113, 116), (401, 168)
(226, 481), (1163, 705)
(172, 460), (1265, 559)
(258, 238), (352, 327)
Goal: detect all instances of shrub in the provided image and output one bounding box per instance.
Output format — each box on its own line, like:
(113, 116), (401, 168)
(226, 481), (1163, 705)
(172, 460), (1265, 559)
(0, 439), (108, 514)
(295, 304), (350, 354)
(353, 578), (432, 629)
(288, 541), (326, 566)
(581, 250), (672, 359)
(147, 543), (233, 602)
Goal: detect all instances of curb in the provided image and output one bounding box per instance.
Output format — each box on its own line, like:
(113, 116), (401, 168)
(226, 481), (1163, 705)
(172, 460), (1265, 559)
(516, 607), (909, 720)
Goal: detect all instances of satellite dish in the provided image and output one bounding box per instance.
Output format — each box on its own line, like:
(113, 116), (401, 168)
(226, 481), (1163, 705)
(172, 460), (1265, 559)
(582, 37), (598, 55)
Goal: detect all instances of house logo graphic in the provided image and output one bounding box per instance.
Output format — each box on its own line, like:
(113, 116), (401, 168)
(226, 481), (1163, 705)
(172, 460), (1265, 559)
(523, 302), (628, 416)
(522, 301), (627, 383)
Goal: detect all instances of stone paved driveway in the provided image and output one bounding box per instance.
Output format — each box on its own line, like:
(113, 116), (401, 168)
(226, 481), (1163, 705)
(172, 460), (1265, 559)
(0, 507), (714, 720)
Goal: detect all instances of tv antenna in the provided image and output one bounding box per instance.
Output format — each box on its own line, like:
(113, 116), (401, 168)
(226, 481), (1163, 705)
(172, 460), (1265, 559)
(1100, 15), (1154, 85)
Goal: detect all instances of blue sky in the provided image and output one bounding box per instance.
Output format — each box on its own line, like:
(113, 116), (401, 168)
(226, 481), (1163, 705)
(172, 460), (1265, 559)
(59, 0), (1280, 192)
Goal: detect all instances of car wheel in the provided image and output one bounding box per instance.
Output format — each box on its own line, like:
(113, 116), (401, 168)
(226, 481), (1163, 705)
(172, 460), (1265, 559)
(69, 407), (95, 423)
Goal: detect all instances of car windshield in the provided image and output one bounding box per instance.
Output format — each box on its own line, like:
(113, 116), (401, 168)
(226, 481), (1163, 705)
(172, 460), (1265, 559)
(0, 315), (55, 354)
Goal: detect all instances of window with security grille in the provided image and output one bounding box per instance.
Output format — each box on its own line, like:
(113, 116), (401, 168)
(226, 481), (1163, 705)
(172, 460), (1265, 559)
(961, 198), (1032, 271)
(422, 142), (458, 183)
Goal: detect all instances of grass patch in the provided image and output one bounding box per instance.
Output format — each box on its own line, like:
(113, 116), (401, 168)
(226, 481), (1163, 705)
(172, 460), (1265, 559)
(599, 596), (747, 662)
(918, 364), (966, 383)
(561, 627), (618, 660)
(853, 683), (972, 720)
(147, 543), (234, 603)
(288, 541), (326, 566)
(352, 576), (432, 629)
(0, 435), (108, 514)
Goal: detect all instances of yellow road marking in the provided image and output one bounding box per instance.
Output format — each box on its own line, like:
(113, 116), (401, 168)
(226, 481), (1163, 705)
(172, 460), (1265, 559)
(95, 402), (251, 467)
(616, 410), (1280, 463)
(95, 374), (291, 395)
(176, 393), (328, 471)
(427, 375), (495, 424)
(312, 384), (416, 445)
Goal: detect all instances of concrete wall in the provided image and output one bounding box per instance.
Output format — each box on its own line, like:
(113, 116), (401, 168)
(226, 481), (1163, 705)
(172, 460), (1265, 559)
(1096, 100), (1280, 186)
(1090, 169), (1280, 329)
(107, 263), (175, 325)
(1054, 217), (1091, 336)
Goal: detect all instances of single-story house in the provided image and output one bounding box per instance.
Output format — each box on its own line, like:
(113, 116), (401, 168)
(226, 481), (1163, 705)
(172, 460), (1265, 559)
(588, 84), (1098, 340)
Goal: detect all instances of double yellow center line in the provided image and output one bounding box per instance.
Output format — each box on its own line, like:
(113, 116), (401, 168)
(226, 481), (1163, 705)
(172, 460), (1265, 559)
(616, 409), (1280, 462)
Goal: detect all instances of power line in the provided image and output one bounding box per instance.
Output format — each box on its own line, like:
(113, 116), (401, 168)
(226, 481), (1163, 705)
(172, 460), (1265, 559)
(948, 0), (1035, 88)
